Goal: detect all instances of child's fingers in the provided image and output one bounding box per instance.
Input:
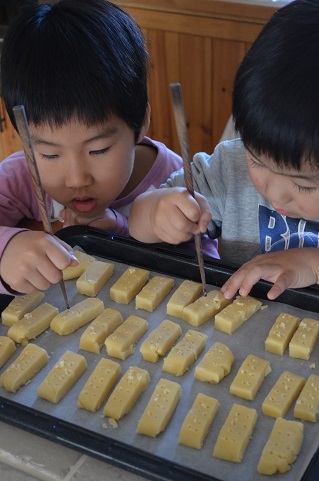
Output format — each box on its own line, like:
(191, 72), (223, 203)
(195, 194), (212, 232)
(21, 268), (58, 292)
(57, 239), (79, 265)
(44, 236), (77, 270)
(221, 263), (273, 299)
(170, 191), (211, 236)
(266, 271), (295, 300)
(173, 190), (202, 222)
(222, 263), (296, 301)
(154, 211), (199, 244)
(153, 191), (203, 243)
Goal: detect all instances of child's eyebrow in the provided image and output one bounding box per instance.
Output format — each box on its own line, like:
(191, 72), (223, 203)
(83, 127), (119, 144)
(31, 127), (118, 146)
(289, 172), (319, 182)
(245, 145), (319, 181)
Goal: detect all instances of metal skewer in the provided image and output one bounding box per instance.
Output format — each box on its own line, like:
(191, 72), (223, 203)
(170, 83), (207, 296)
(13, 105), (70, 309)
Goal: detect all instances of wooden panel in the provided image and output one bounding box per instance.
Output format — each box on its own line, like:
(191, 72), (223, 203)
(121, 2), (274, 153)
(212, 38), (248, 146)
(145, 29), (175, 148)
(0, 105), (22, 161)
(179, 34), (213, 156)
(119, 0), (289, 22)
(126, 8), (264, 43)
(144, 28), (251, 153)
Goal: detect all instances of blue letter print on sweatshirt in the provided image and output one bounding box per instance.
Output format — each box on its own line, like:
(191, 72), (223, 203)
(259, 205), (319, 253)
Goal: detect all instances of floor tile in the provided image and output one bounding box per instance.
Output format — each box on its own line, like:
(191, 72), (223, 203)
(72, 455), (147, 481)
(0, 462), (41, 481)
(0, 421), (82, 479)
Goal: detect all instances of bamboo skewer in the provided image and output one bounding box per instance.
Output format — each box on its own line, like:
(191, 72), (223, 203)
(170, 83), (207, 296)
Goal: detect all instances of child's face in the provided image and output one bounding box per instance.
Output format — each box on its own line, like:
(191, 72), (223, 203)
(29, 117), (145, 217)
(245, 148), (319, 220)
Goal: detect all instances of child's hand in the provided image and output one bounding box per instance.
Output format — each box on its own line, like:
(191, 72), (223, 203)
(221, 248), (319, 300)
(1, 230), (78, 294)
(58, 207), (116, 229)
(129, 187), (212, 244)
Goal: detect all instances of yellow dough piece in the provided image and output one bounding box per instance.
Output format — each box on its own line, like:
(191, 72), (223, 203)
(289, 317), (319, 360)
(105, 315), (148, 360)
(166, 280), (202, 318)
(1, 291), (45, 326)
(162, 329), (208, 376)
(213, 403), (258, 463)
(214, 295), (262, 334)
(194, 342), (234, 384)
(230, 354), (271, 401)
(37, 350), (87, 403)
(0, 336), (16, 368)
(257, 418), (304, 475)
(135, 276), (174, 312)
(178, 393), (220, 449)
(294, 374), (319, 422)
(79, 308), (123, 354)
(110, 266), (150, 304)
(78, 358), (121, 412)
(103, 366), (150, 420)
(139, 319), (182, 362)
(7, 303), (58, 345)
(76, 260), (114, 297)
(265, 312), (300, 355)
(50, 298), (104, 335)
(262, 370), (306, 418)
(0, 343), (49, 393)
(182, 290), (232, 327)
(62, 249), (95, 280)
(137, 378), (181, 437)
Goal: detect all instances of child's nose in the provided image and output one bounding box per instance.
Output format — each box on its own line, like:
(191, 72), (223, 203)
(265, 174), (291, 204)
(64, 164), (92, 188)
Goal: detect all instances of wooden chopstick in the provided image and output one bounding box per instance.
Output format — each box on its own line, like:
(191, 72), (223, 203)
(170, 83), (207, 296)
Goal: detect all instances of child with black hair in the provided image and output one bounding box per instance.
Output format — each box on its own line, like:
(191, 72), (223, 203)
(129, 0), (319, 301)
(0, 0), (219, 296)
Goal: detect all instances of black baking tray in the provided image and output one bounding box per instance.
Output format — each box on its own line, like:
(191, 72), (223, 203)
(1, 225), (319, 481)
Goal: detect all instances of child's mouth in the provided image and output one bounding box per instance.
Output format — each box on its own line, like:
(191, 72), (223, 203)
(72, 197), (97, 213)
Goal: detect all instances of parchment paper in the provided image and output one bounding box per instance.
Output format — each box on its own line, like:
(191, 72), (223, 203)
(1, 254), (319, 481)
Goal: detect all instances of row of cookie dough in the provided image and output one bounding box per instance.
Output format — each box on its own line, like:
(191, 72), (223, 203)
(0, 341), (310, 476)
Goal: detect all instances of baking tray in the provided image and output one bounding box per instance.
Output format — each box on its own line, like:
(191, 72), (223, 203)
(0, 225), (319, 481)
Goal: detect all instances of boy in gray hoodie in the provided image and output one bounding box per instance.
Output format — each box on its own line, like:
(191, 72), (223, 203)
(129, 0), (319, 301)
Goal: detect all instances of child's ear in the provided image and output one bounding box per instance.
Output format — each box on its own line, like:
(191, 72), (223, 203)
(137, 103), (151, 143)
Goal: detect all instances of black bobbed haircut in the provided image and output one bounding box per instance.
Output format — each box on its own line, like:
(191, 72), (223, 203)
(233, 0), (319, 170)
(1, 0), (150, 140)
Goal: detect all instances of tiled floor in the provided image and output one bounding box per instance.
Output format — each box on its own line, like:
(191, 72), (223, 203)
(0, 421), (146, 481)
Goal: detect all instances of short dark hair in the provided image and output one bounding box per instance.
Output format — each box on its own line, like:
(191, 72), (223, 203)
(1, 0), (150, 140)
(233, 0), (319, 170)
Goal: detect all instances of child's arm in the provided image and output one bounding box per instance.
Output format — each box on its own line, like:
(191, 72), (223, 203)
(0, 229), (78, 295)
(221, 248), (319, 300)
(129, 187), (212, 244)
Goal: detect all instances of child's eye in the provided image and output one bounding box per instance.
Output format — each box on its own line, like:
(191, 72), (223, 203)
(249, 157), (263, 169)
(39, 153), (59, 160)
(90, 147), (110, 155)
(293, 183), (317, 194)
